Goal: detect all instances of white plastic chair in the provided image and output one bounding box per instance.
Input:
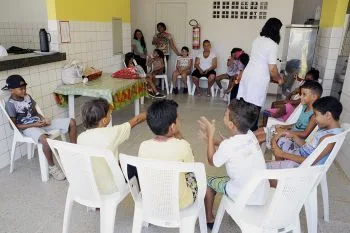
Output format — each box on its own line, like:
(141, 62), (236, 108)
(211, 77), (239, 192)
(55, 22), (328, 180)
(212, 166), (324, 233)
(214, 79), (231, 104)
(170, 56), (193, 95)
(47, 139), (130, 233)
(262, 103), (304, 152)
(151, 57), (169, 95)
(301, 123), (350, 233)
(0, 91), (66, 182)
(266, 103), (303, 129)
(190, 77), (215, 97)
(119, 153), (208, 233)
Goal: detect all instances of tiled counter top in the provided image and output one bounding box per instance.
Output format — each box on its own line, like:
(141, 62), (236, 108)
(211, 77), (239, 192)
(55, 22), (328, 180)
(0, 52), (66, 71)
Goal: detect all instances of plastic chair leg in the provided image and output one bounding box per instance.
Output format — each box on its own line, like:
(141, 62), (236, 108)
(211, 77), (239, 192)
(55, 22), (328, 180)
(180, 215), (197, 233)
(320, 176), (329, 222)
(294, 215), (301, 233)
(170, 82), (174, 94)
(62, 189), (74, 233)
(305, 188), (318, 233)
(199, 206), (208, 233)
(164, 77), (169, 95)
(212, 197), (226, 233)
(100, 201), (118, 233)
(210, 86), (215, 97)
(37, 144), (49, 182)
(187, 77), (192, 95)
(191, 85), (196, 96)
(9, 140), (17, 173)
(132, 207), (143, 233)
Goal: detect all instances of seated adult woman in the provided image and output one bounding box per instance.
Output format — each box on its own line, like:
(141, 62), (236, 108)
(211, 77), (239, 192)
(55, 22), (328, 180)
(191, 40), (217, 96)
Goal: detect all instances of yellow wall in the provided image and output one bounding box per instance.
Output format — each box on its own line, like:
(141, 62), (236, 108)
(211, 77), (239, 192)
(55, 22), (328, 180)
(46, 0), (130, 22)
(320, 0), (349, 28)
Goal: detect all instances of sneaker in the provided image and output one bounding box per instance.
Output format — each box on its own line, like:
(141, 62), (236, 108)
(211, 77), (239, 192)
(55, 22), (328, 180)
(173, 87), (179, 95)
(49, 165), (66, 181)
(183, 87), (188, 94)
(155, 92), (166, 99)
(148, 90), (156, 98)
(207, 222), (214, 230)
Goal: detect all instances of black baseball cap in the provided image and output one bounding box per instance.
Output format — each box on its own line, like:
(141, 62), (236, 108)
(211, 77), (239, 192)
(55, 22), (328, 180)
(2, 75), (27, 90)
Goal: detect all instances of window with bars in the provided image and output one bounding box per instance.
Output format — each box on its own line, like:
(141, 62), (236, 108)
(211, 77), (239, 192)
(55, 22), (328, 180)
(212, 0), (269, 20)
(231, 1), (239, 9)
(231, 11), (239, 19)
(222, 1), (230, 9)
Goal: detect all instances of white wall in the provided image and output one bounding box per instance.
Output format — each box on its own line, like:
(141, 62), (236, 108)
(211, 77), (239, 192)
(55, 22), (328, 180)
(131, 0), (294, 74)
(0, 0), (48, 23)
(336, 57), (350, 179)
(291, 0), (322, 24)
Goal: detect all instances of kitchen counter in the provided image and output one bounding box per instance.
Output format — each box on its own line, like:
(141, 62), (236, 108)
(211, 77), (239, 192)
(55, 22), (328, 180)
(0, 52), (66, 71)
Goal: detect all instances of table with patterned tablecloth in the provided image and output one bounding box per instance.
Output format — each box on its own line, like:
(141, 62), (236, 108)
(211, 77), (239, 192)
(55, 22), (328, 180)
(54, 74), (146, 121)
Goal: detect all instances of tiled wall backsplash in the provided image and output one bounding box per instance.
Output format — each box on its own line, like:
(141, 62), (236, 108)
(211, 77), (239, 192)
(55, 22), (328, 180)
(0, 21), (131, 169)
(48, 20), (131, 69)
(313, 27), (343, 96)
(0, 22), (47, 50)
(0, 62), (68, 169)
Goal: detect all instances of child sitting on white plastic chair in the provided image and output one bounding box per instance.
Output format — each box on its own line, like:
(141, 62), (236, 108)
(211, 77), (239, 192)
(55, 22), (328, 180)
(267, 96), (343, 169)
(254, 81), (323, 147)
(78, 98), (146, 194)
(198, 98), (269, 229)
(171, 46), (192, 94)
(2, 75), (77, 180)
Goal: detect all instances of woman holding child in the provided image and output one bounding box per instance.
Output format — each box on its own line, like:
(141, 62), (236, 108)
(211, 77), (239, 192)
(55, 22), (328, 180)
(237, 17), (284, 130)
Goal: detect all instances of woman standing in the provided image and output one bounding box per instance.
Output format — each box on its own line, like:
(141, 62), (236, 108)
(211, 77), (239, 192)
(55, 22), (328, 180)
(152, 22), (181, 58)
(132, 29), (147, 72)
(237, 18), (284, 130)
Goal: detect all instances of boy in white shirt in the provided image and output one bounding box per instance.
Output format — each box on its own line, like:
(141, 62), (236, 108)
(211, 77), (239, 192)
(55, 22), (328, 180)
(198, 98), (269, 229)
(78, 98), (146, 194)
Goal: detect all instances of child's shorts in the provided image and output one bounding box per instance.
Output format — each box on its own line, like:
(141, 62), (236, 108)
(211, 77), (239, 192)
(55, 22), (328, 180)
(207, 176), (230, 195)
(266, 160), (300, 169)
(22, 118), (71, 143)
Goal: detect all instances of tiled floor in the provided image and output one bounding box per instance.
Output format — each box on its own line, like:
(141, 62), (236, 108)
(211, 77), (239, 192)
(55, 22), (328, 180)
(1, 94), (350, 233)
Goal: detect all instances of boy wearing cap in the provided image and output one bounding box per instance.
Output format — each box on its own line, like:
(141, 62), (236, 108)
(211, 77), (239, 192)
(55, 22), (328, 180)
(2, 75), (77, 180)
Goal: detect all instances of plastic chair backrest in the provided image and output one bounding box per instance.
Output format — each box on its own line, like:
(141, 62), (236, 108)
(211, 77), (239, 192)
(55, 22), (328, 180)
(0, 91), (26, 137)
(301, 123), (350, 170)
(123, 59), (138, 68)
(119, 153), (207, 227)
(286, 103), (303, 124)
(47, 139), (127, 205)
(0, 91), (46, 132)
(234, 166), (323, 229)
(174, 56), (193, 74)
(150, 57), (167, 75)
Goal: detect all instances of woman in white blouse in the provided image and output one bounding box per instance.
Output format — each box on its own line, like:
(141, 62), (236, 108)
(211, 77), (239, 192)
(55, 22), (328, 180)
(237, 18), (284, 130)
(191, 40), (217, 96)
